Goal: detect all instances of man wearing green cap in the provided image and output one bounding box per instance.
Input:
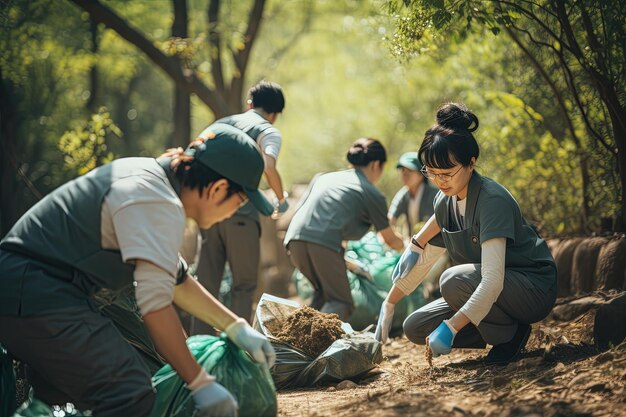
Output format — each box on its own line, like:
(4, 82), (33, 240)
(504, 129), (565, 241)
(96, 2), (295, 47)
(388, 151), (439, 236)
(0, 123), (274, 417)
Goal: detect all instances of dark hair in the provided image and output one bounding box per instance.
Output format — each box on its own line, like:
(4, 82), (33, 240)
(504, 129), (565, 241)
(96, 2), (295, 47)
(175, 159), (243, 197)
(346, 138), (387, 167)
(418, 102), (480, 169)
(248, 80), (285, 114)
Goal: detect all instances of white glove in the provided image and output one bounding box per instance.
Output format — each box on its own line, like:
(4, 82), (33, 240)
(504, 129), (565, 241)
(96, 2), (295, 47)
(374, 301), (395, 343)
(189, 369), (238, 417)
(225, 318), (276, 368)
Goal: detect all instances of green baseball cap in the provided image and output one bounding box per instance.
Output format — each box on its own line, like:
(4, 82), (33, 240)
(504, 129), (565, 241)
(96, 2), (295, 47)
(396, 152), (422, 171)
(189, 123), (274, 215)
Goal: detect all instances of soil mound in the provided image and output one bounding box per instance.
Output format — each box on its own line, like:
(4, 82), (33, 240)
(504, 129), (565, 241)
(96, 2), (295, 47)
(271, 306), (345, 358)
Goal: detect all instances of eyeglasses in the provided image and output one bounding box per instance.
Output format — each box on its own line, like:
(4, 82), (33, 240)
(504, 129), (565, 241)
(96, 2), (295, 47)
(420, 165), (465, 182)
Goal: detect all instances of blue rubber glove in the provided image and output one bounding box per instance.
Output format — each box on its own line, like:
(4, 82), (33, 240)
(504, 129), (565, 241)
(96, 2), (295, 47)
(427, 319), (457, 357)
(192, 380), (238, 417)
(225, 318), (276, 368)
(276, 197), (289, 214)
(391, 240), (423, 281)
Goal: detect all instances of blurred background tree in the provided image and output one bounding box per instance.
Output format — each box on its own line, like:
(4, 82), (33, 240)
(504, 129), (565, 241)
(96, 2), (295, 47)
(0, 0), (622, 237)
(384, 0), (625, 233)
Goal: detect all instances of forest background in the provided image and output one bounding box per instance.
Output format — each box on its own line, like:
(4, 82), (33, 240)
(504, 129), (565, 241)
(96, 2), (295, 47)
(1, 0), (624, 238)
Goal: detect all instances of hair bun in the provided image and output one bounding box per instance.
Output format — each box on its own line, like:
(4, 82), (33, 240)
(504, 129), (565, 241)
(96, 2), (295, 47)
(436, 103), (479, 132)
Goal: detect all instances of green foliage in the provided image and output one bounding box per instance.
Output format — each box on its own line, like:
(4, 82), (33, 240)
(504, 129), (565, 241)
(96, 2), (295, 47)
(58, 107), (122, 175)
(382, 0), (624, 233)
(3, 0), (621, 237)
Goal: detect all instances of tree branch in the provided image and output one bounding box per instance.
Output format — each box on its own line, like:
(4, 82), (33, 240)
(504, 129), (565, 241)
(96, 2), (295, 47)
(68, 0), (227, 115)
(207, 0), (225, 94)
(268, 0), (314, 65)
(230, 0), (266, 102)
(505, 26), (578, 145)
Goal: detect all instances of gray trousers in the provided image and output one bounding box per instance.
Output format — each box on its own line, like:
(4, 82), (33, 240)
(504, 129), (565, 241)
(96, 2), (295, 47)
(0, 306), (155, 416)
(195, 215), (260, 330)
(403, 263), (557, 346)
(287, 240), (353, 321)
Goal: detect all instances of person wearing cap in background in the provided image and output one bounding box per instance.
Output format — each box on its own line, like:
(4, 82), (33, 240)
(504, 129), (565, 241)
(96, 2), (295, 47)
(284, 138), (405, 321)
(0, 123), (275, 417)
(388, 151), (439, 238)
(194, 80), (288, 330)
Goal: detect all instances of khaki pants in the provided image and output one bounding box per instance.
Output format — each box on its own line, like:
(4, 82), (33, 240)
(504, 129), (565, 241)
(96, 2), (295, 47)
(195, 214), (260, 329)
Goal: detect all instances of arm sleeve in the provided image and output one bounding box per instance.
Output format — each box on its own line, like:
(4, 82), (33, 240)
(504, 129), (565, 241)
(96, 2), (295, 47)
(112, 201), (185, 277)
(134, 261), (176, 316)
(458, 237), (506, 325)
(393, 244), (448, 294)
(257, 128), (282, 160)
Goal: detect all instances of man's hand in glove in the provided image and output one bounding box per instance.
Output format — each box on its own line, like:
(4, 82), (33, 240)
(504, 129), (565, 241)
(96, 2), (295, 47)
(225, 318), (276, 368)
(189, 369), (238, 417)
(273, 191), (289, 216)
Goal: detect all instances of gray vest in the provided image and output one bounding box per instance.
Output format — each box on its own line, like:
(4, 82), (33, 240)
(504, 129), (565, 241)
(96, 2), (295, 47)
(217, 110), (273, 220)
(0, 158), (179, 302)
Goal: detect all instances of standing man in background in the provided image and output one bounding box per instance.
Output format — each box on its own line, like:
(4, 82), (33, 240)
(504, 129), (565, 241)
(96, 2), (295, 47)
(194, 81), (288, 330)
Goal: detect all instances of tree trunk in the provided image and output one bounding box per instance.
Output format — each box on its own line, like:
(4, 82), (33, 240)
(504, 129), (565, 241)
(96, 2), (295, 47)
(606, 97), (626, 232)
(0, 68), (18, 237)
(171, 0), (190, 148)
(86, 20), (99, 112)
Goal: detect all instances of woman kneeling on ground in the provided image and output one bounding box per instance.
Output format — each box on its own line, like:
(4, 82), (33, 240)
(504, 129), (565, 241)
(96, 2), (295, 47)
(375, 103), (557, 365)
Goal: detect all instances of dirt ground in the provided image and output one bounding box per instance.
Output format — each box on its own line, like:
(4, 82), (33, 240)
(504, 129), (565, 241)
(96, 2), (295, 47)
(276, 295), (626, 417)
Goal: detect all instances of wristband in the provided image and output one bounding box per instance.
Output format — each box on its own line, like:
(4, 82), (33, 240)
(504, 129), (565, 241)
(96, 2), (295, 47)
(410, 235), (424, 250)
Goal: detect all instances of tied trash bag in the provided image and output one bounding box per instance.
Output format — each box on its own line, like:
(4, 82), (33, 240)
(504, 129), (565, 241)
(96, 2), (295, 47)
(1, 344), (16, 417)
(253, 294), (382, 390)
(150, 335), (276, 417)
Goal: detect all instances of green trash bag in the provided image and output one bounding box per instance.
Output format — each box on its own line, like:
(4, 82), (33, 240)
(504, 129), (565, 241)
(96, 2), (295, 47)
(347, 272), (413, 331)
(1, 344), (16, 417)
(346, 271), (386, 330)
(150, 335), (276, 417)
(292, 269), (409, 331)
(292, 231), (425, 333)
(12, 398), (88, 417)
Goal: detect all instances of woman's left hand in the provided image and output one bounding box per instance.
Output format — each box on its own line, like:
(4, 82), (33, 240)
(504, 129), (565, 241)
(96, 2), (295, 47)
(427, 319), (457, 357)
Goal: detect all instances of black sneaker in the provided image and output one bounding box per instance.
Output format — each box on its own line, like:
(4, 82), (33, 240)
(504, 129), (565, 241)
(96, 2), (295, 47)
(484, 323), (531, 366)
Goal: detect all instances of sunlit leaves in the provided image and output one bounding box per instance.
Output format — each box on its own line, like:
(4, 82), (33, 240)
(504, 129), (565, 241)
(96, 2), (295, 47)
(158, 36), (196, 68)
(58, 107), (122, 175)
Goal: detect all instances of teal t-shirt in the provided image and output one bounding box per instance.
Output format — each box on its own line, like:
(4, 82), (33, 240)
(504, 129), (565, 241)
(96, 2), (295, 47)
(284, 169), (390, 253)
(434, 171), (556, 292)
